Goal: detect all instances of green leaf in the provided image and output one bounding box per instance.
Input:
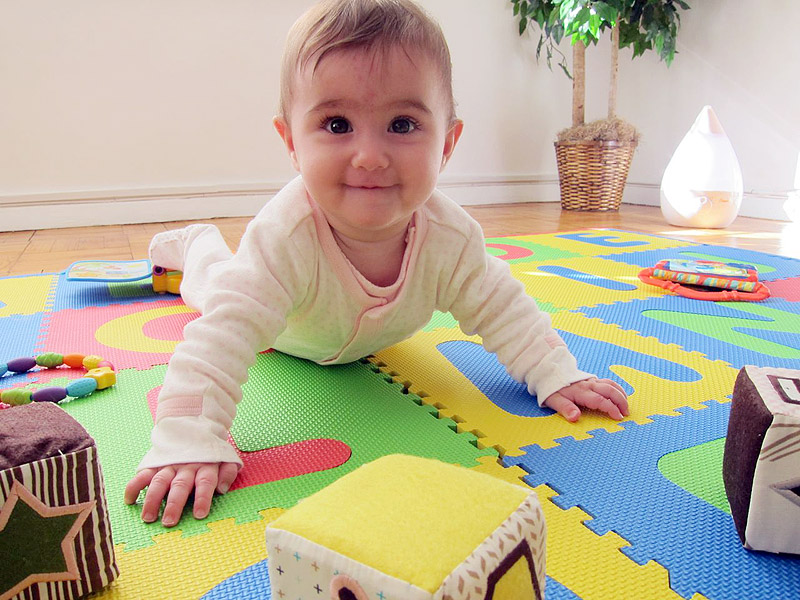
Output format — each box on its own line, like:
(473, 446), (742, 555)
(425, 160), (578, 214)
(519, 16), (529, 35)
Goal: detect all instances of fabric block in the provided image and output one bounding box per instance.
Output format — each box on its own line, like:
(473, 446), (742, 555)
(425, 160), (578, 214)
(266, 454), (546, 599)
(723, 365), (800, 554)
(0, 402), (118, 600)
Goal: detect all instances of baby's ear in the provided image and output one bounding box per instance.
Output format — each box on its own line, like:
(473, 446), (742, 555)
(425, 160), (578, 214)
(440, 119), (464, 172)
(273, 116), (300, 171)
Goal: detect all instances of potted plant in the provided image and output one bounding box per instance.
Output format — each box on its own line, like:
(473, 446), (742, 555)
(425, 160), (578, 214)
(509, 0), (690, 210)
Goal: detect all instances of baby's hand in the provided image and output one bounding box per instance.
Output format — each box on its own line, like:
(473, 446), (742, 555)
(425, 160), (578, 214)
(544, 378), (628, 422)
(124, 462), (239, 527)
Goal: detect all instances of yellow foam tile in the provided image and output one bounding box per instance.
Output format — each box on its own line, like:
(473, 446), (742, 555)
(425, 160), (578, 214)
(96, 508), (283, 599)
(0, 274), (55, 317)
(510, 256), (664, 310)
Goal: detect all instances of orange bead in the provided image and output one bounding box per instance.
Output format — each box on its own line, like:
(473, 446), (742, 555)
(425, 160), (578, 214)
(63, 353), (86, 368)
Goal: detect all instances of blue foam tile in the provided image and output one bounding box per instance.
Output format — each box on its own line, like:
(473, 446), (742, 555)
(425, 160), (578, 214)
(199, 558), (579, 600)
(579, 296), (800, 369)
(504, 401), (800, 600)
(0, 313), (46, 378)
(201, 559), (270, 599)
(51, 272), (165, 310)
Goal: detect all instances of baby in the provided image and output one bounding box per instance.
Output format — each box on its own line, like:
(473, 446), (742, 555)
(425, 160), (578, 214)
(125, 0), (628, 527)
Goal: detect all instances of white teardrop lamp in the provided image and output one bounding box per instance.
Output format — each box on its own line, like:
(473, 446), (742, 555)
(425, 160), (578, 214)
(660, 105), (743, 228)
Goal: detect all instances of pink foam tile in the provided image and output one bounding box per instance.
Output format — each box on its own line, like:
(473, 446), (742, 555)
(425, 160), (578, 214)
(38, 299), (198, 371)
(766, 277), (800, 302)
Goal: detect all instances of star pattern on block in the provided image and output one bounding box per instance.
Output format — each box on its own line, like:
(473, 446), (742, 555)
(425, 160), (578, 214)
(0, 480), (95, 599)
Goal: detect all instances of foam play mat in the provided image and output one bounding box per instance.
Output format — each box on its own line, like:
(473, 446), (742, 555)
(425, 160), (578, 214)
(1, 228), (799, 599)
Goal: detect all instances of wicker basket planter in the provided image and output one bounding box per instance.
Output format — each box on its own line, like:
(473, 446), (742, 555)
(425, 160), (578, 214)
(555, 140), (637, 211)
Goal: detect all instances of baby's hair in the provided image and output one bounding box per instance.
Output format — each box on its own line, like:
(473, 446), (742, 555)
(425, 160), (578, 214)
(279, 0), (456, 122)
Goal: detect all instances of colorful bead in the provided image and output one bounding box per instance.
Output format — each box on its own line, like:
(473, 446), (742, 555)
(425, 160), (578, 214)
(36, 352), (64, 368)
(1, 388), (33, 405)
(63, 353), (86, 368)
(82, 355), (104, 370)
(0, 351), (116, 407)
(7, 357), (37, 373)
(86, 367), (116, 390)
(31, 386), (68, 403)
(66, 377), (98, 398)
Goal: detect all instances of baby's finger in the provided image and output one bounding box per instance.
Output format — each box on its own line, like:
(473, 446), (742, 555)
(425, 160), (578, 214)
(140, 466), (176, 523)
(192, 465), (221, 520)
(217, 463), (239, 495)
(161, 467), (197, 527)
(592, 380), (629, 416)
(545, 394), (581, 422)
(581, 392), (624, 420)
(124, 469), (156, 505)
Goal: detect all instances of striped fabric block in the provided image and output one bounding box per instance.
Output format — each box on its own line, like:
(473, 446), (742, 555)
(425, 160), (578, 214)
(0, 403), (118, 600)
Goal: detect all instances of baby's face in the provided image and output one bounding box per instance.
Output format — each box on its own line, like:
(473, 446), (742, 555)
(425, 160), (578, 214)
(275, 45), (462, 242)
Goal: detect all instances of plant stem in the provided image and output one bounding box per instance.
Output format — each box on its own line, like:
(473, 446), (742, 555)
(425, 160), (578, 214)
(608, 24), (619, 120)
(572, 41), (585, 127)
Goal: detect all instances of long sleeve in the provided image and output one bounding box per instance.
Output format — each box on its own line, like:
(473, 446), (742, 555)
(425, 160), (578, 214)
(138, 208), (313, 470)
(439, 218), (593, 405)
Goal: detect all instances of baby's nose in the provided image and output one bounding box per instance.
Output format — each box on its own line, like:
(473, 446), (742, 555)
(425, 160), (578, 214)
(351, 134), (390, 171)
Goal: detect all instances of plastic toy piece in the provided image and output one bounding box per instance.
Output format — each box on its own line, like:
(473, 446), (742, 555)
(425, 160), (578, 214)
(65, 259), (152, 282)
(639, 259), (770, 301)
(152, 265), (183, 295)
(723, 365), (800, 555)
(0, 352), (117, 406)
(266, 454), (546, 600)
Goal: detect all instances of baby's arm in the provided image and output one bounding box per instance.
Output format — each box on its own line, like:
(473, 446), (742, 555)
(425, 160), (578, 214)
(124, 462), (239, 527)
(128, 217), (309, 526)
(443, 221), (627, 422)
(544, 377), (628, 422)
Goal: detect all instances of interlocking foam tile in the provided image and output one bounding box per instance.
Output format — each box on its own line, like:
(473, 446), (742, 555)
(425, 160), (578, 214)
(505, 401), (800, 600)
(60, 351), (493, 555)
(509, 256), (663, 311)
(0, 273), (55, 317)
(2, 231), (798, 600)
(40, 299), (198, 370)
(600, 244), (800, 282)
(52, 272), (165, 310)
(469, 457), (704, 600)
(0, 314), (47, 373)
(579, 295), (800, 369)
(375, 311), (737, 455)
(97, 509), (283, 599)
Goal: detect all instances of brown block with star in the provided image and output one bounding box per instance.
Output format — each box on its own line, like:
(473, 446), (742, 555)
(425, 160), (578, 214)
(0, 402), (118, 600)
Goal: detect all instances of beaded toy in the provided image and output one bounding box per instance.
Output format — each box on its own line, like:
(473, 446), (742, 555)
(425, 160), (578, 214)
(0, 352), (116, 408)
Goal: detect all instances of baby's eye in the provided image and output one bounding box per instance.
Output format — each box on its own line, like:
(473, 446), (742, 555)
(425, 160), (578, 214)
(389, 117), (417, 134)
(324, 117), (352, 134)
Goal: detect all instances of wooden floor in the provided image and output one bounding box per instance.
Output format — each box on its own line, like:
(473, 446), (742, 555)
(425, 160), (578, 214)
(0, 202), (798, 277)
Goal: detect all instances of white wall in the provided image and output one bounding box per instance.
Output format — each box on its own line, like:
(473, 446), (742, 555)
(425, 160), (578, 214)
(1, 0), (798, 230)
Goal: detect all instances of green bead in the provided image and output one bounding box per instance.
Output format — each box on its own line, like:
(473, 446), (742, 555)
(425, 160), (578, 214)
(36, 352), (64, 368)
(1, 388), (33, 405)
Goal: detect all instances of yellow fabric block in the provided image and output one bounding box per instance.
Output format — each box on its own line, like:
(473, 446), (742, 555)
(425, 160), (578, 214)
(266, 454), (546, 600)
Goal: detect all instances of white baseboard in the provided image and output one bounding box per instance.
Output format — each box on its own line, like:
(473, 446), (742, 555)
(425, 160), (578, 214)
(0, 177), (792, 232)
